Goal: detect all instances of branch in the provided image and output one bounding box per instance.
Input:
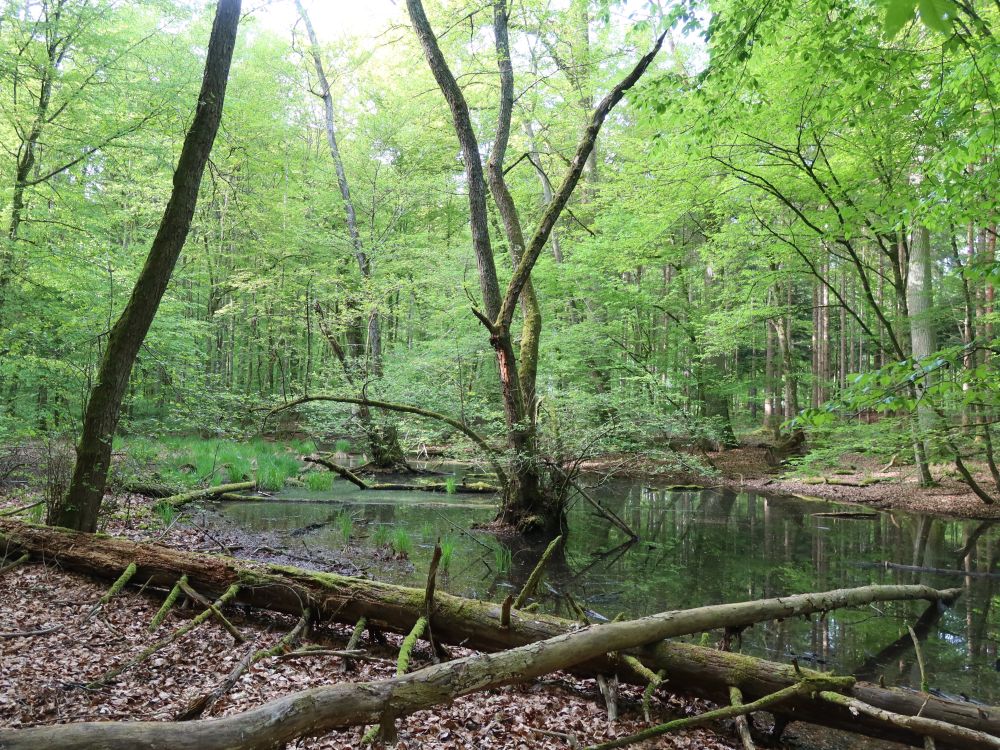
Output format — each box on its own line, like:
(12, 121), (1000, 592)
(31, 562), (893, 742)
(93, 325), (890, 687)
(497, 31), (667, 329)
(267, 395), (507, 487)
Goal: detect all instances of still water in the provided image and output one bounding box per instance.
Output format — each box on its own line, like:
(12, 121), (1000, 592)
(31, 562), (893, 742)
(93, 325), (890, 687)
(208, 475), (999, 703)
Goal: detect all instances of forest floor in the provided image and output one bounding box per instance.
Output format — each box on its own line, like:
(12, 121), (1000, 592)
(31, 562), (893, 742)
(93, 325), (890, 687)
(0, 491), (906, 750)
(578, 442), (1000, 520)
(0, 500), (736, 750)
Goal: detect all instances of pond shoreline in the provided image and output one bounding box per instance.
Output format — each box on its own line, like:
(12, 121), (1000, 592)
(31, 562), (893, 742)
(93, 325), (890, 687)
(573, 445), (1000, 521)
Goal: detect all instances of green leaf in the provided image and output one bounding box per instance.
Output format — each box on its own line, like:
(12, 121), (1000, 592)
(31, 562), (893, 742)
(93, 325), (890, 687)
(917, 0), (955, 32)
(883, 0), (917, 37)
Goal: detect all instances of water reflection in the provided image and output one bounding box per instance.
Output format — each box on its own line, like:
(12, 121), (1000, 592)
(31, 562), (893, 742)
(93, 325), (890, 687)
(211, 480), (1000, 702)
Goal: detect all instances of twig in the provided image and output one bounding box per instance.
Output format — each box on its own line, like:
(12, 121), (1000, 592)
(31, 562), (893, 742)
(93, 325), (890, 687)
(586, 676), (853, 750)
(0, 624), (62, 638)
(513, 535), (562, 609)
(0, 500), (44, 518)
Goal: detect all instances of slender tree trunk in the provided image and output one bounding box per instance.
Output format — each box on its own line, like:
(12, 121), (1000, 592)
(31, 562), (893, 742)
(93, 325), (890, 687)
(53, 0), (241, 532)
(296, 0), (403, 466)
(406, 0), (664, 533)
(908, 225), (936, 486)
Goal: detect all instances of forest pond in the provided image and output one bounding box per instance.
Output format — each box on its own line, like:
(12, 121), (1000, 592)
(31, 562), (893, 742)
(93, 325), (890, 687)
(204, 471), (999, 704)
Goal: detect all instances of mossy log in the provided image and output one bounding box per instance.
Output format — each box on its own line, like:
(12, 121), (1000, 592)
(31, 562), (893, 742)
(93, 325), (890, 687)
(0, 609), (856, 750)
(159, 481), (256, 507)
(306, 455), (497, 494)
(0, 519), (993, 747)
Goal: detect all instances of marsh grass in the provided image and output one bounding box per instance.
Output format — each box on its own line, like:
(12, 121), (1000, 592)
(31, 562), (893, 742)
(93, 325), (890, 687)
(124, 437), (304, 493)
(336, 512), (353, 544)
(306, 471), (334, 491)
(371, 524), (391, 547)
(392, 528), (413, 558)
(492, 543), (512, 574)
(439, 535), (456, 572)
(153, 501), (177, 528)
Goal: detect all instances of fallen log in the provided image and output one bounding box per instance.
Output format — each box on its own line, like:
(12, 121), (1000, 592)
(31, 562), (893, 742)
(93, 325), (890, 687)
(115, 483), (179, 499)
(305, 455), (498, 494)
(0, 520), (992, 747)
(0, 610), (853, 750)
(159, 481), (256, 507)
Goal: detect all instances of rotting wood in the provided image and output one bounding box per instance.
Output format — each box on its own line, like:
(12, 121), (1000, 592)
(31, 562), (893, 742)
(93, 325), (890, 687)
(149, 574), (186, 631)
(88, 562), (137, 618)
(0, 624), (62, 639)
(160, 481), (256, 508)
(342, 616), (367, 673)
(0, 520), (991, 747)
(423, 544), (442, 660)
(0, 500), (44, 518)
(729, 686), (757, 750)
(0, 552), (28, 575)
(596, 674), (619, 721)
(278, 647), (390, 663)
(178, 580), (245, 642)
(820, 690), (1000, 749)
(305, 456), (367, 489)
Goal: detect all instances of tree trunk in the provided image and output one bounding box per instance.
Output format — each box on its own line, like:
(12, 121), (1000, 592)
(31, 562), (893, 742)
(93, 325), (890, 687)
(908, 225), (936, 485)
(406, 0), (664, 534)
(296, 1), (404, 468)
(1, 519), (989, 748)
(53, 0), (241, 532)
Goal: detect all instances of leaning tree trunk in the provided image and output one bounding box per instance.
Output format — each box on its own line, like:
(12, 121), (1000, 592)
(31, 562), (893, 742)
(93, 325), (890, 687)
(53, 0), (241, 533)
(2, 519), (992, 748)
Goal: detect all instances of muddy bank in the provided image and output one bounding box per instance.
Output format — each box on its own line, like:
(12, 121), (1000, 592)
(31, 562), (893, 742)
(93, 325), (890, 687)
(576, 446), (1000, 520)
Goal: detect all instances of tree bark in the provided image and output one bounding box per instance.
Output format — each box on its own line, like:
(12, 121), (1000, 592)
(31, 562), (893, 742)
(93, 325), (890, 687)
(54, 0), (241, 532)
(908, 224), (937, 483)
(1, 520), (988, 747)
(406, 0), (665, 534)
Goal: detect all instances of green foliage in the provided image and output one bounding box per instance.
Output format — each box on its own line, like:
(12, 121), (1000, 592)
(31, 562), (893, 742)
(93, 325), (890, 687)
(391, 528), (413, 557)
(153, 501), (177, 528)
(305, 471), (334, 491)
(371, 524), (392, 548)
(492, 543), (512, 575)
(336, 512), (354, 544)
(439, 535), (456, 572)
(444, 476), (457, 495)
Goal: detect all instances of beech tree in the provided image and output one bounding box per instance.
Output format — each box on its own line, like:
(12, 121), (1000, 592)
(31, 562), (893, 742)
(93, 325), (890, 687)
(401, 0), (665, 534)
(53, 0), (241, 531)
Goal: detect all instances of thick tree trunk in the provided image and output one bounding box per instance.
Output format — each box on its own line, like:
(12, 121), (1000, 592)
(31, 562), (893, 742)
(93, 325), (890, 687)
(54, 0), (241, 532)
(1, 520), (989, 748)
